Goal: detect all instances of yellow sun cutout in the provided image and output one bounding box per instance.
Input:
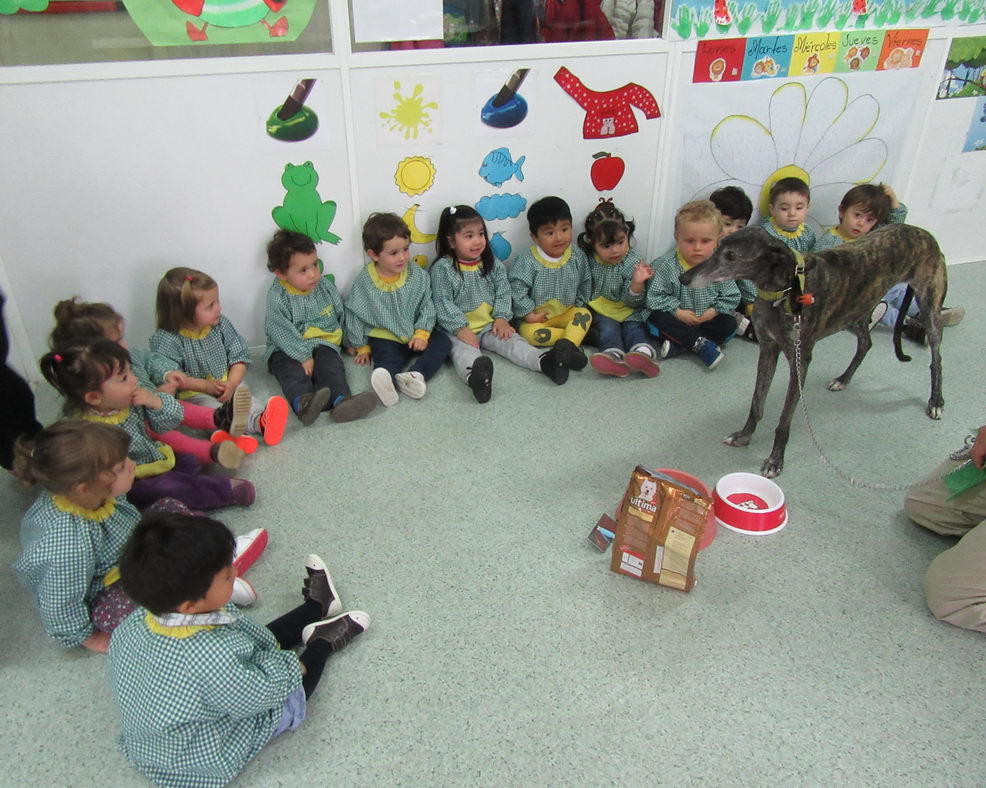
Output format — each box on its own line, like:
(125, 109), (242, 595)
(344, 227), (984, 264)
(394, 156), (437, 197)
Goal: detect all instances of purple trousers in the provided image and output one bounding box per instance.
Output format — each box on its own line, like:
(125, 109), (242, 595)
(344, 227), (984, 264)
(128, 452), (236, 511)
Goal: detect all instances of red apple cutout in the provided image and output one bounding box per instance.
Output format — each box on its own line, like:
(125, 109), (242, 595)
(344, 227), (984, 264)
(590, 152), (625, 191)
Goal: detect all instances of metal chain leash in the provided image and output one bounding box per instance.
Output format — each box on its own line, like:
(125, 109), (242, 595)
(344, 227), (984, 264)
(790, 315), (945, 492)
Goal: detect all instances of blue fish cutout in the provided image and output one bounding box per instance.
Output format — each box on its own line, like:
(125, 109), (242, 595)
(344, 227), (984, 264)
(489, 231), (512, 262)
(475, 193), (527, 221)
(478, 148), (526, 187)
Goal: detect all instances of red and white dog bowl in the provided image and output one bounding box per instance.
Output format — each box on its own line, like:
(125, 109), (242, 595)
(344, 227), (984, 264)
(713, 472), (787, 535)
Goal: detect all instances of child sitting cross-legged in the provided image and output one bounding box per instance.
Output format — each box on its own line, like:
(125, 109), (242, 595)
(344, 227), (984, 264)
(812, 183), (964, 343)
(108, 510), (370, 788)
(264, 229), (379, 424)
(761, 176), (816, 251)
(645, 200), (739, 370)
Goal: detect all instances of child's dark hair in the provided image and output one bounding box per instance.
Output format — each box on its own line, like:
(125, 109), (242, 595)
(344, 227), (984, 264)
(155, 267), (218, 332)
(838, 184), (891, 225)
(434, 205), (494, 277)
(267, 229), (317, 273)
(362, 212), (410, 255)
(709, 186), (753, 222)
(527, 196), (572, 235)
(50, 297), (123, 348)
(40, 339), (131, 414)
(769, 177), (810, 205)
(13, 420), (130, 493)
(577, 199), (635, 256)
(120, 510), (236, 615)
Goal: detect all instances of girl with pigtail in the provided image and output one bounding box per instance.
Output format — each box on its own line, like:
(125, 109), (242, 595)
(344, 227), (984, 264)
(578, 199), (659, 378)
(429, 205), (572, 402)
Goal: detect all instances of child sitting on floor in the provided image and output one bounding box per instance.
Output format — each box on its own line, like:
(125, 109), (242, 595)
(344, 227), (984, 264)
(812, 183), (964, 343)
(264, 229), (379, 424)
(709, 186), (757, 341)
(508, 196), (593, 374)
(13, 421), (139, 652)
(50, 297), (254, 469)
(346, 212), (452, 407)
(40, 340), (254, 511)
(761, 176), (816, 252)
(430, 204), (574, 400)
(150, 267), (288, 446)
(578, 199), (659, 378)
(108, 509), (369, 787)
(645, 200), (739, 370)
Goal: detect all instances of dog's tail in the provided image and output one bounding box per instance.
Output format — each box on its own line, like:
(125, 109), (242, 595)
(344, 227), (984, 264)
(893, 286), (915, 363)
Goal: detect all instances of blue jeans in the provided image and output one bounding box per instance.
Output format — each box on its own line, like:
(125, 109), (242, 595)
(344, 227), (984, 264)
(880, 282), (920, 327)
(646, 311), (737, 348)
(586, 311), (651, 353)
(368, 334), (452, 381)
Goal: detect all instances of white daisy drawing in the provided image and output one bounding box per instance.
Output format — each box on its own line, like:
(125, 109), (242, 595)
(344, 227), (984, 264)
(697, 77), (888, 227)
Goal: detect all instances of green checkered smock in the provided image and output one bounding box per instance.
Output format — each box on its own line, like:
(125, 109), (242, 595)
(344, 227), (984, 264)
(150, 316), (251, 381)
(646, 249), (740, 315)
(129, 347), (179, 389)
(80, 396), (182, 467)
(344, 263), (436, 348)
(812, 203), (908, 251)
(108, 604), (302, 788)
(586, 248), (649, 322)
(761, 219), (816, 252)
(508, 245), (592, 318)
(13, 492), (139, 647)
(430, 255), (513, 335)
(264, 277), (346, 363)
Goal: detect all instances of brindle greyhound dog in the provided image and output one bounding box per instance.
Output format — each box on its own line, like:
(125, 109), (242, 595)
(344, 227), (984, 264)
(679, 224), (946, 478)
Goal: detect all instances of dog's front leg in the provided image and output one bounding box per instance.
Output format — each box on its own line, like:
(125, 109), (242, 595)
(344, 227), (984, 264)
(725, 340), (780, 448)
(761, 349), (807, 478)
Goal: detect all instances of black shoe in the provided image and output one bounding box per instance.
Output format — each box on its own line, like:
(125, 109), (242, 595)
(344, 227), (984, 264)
(213, 398), (233, 431)
(296, 387), (332, 426)
(329, 391), (378, 423)
(467, 356), (494, 403)
(902, 320), (927, 346)
(212, 385), (252, 436)
(554, 338), (587, 371)
(301, 611), (370, 652)
(303, 554), (342, 618)
(539, 347), (569, 385)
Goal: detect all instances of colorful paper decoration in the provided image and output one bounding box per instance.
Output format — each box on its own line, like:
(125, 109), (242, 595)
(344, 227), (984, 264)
(938, 36), (986, 99)
(412, 254), (430, 269)
(489, 232), (512, 262)
(402, 204), (437, 244)
(379, 81), (438, 140)
(272, 162), (340, 245)
(478, 148), (526, 187)
(475, 194), (527, 221)
(590, 152), (625, 191)
(122, 0), (317, 45)
(553, 67), (661, 139)
(0, 0), (47, 13)
(480, 69), (530, 129)
(964, 97), (986, 152)
(266, 78), (319, 142)
(394, 156), (437, 197)
(694, 30), (927, 82)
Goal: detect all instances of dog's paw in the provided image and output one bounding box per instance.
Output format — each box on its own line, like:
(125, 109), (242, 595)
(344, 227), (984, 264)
(827, 378), (847, 391)
(724, 432), (751, 447)
(760, 458), (783, 478)
(927, 403), (944, 420)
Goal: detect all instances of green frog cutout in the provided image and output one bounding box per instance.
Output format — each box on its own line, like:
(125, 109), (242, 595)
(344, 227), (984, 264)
(272, 162), (341, 245)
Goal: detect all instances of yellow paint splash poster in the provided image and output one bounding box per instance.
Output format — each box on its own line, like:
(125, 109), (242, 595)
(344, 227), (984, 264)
(376, 77), (442, 145)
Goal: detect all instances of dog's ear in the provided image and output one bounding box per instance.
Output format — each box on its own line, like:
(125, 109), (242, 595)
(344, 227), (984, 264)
(762, 236), (795, 286)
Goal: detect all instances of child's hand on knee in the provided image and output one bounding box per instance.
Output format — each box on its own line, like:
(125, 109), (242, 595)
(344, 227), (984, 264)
(492, 318), (515, 339)
(456, 327), (480, 348)
(354, 351), (371, 366)
(301, 358), (314, 377)
(524, 311), (548, 323)
(408, 337), (428, 352)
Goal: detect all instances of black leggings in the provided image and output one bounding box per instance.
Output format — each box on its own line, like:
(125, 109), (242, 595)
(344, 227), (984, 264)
(266, 600), (332, 698)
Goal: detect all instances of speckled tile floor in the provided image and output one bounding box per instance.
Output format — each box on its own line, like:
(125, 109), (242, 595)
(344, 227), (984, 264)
(2, 262), (984, 787)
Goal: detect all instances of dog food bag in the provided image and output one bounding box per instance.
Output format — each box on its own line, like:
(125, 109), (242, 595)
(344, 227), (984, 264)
(610, 466), (711, 592)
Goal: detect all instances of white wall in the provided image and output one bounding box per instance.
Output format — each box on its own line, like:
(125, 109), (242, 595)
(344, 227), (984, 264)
(1, 6), (983, 388)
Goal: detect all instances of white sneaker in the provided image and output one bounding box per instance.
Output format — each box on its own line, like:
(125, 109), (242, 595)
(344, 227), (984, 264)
(370, 367), (399, 407)
(869, 301), (888, 330)
(232, 528), (268, 574)
(395, 371), (427, 399)
(231, 577), (257, 607)
(940, 306), (965, 327)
